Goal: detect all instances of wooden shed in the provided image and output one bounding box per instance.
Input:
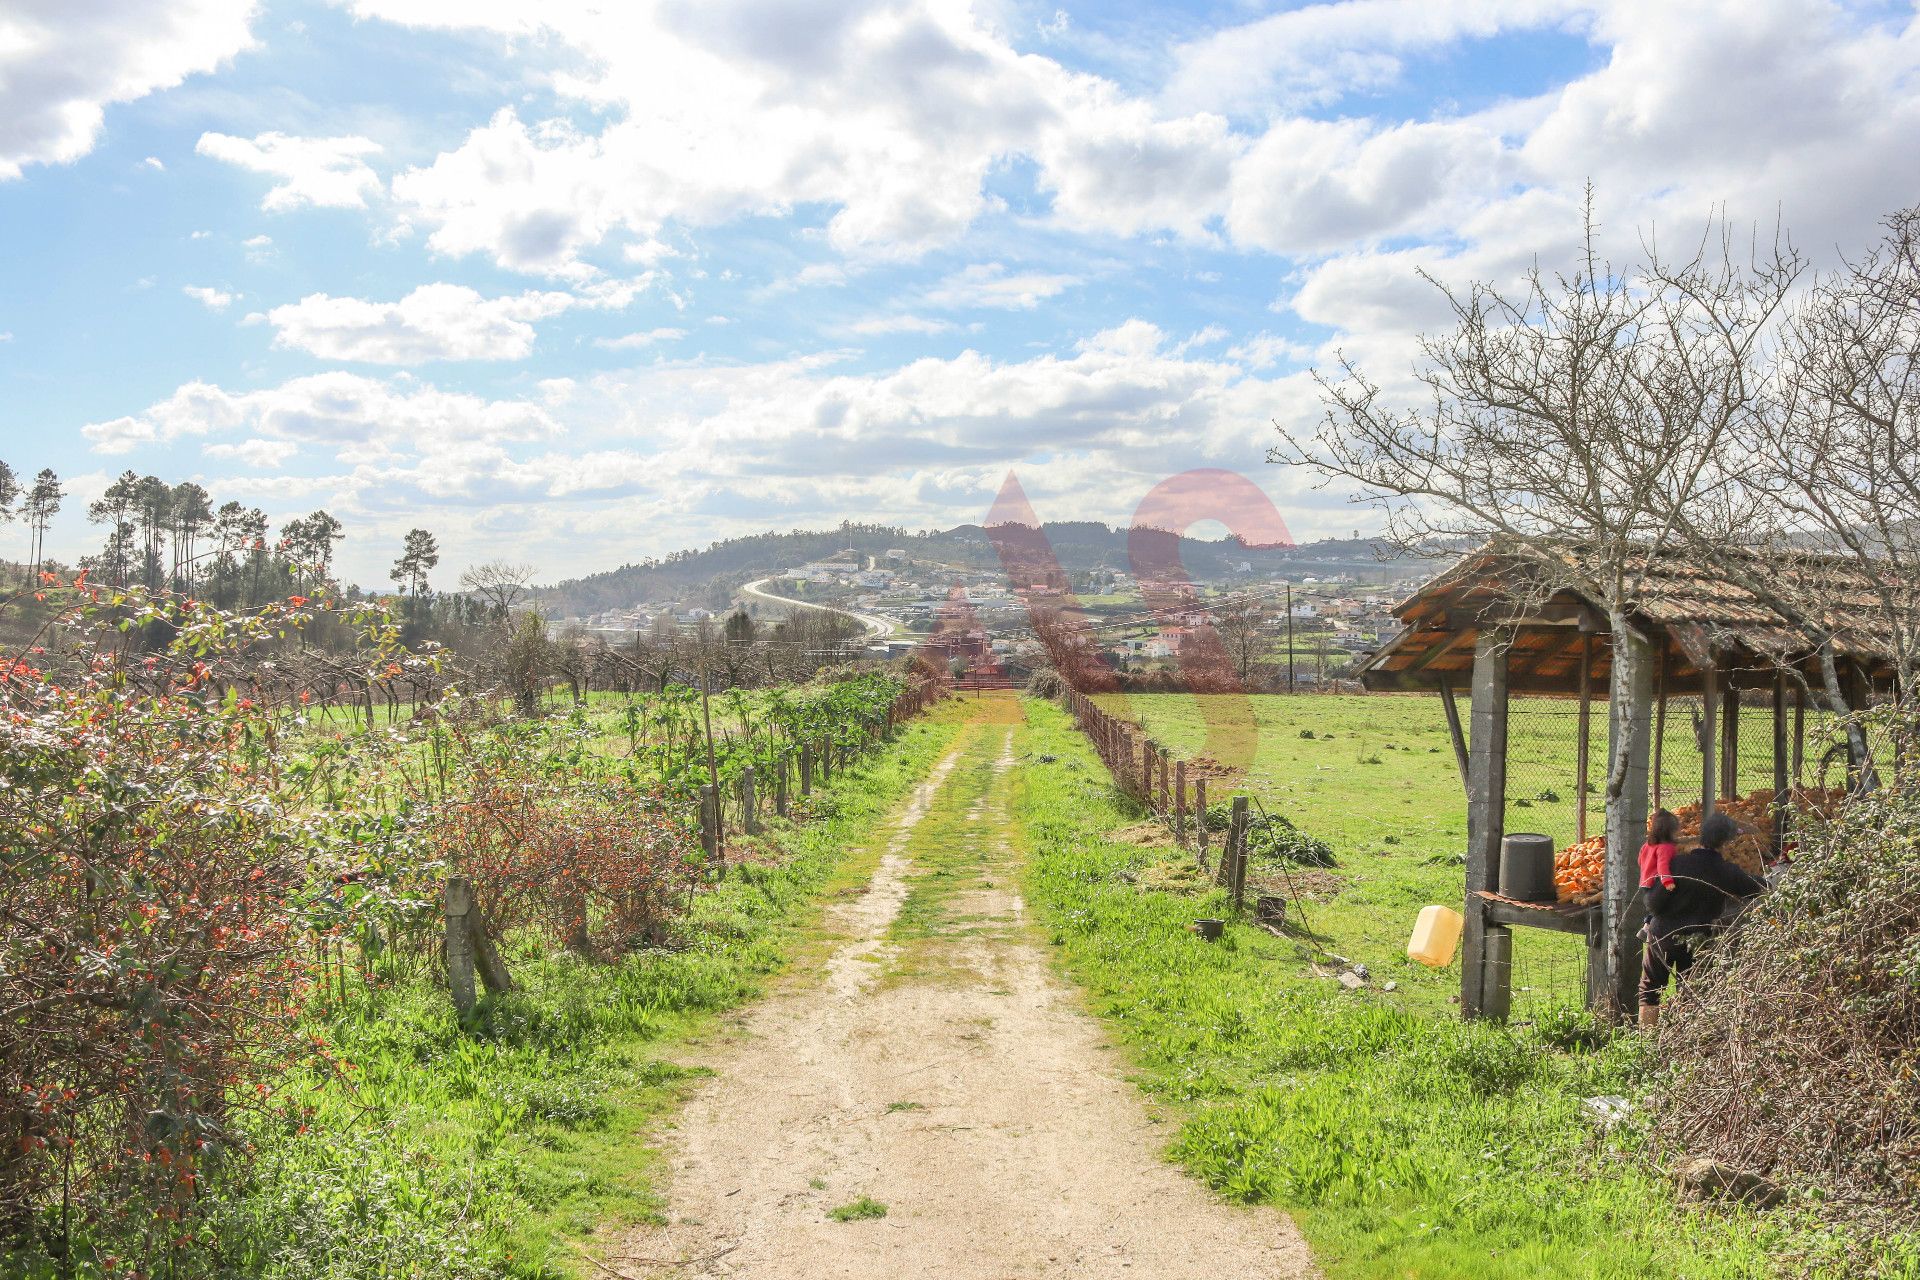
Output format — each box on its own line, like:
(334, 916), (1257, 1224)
(1359, 544), (1895, 1018)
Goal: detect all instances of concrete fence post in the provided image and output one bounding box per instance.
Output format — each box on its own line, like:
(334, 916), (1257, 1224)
(445, 876), (477, 1017)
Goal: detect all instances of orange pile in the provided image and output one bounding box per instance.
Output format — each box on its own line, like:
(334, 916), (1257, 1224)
(1552, 835), (1607, 905)
(1548, 786), (1850, 902)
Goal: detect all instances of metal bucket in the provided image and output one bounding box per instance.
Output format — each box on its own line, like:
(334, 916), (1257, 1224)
(1501, 832), (1556, 902)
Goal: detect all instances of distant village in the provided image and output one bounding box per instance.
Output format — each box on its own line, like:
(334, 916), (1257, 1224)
(547, 543), (1420, 689)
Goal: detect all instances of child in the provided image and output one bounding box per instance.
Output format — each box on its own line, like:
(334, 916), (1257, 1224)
(1639, 808), (1679, 892)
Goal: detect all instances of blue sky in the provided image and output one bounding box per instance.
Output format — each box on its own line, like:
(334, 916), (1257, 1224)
(2, 0), (1917, 587)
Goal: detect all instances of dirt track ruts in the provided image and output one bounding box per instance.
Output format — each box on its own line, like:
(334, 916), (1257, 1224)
(617, 701), (1317, 1279)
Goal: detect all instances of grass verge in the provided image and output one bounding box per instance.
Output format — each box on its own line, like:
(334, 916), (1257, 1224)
(208, 705), (966, 1280)
(1015, 696), (1896, 1280)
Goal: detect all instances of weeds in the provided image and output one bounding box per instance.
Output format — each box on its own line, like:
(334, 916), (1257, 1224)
(828, 1197), (889, 1222)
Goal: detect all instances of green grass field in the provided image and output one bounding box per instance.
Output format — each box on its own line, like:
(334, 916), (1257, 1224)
(1089, 691), (1856, 1018)
(1014, 697), (1900, 1280)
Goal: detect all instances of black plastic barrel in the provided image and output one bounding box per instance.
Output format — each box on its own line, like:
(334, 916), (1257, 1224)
(1501, 832), (1556, 902)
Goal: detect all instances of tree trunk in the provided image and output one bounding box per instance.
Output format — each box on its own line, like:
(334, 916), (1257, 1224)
(1600, 613), (1653, 1018)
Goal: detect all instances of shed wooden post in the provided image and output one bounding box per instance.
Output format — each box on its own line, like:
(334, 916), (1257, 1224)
(1462, 629), (1511, 1020)
(1700, 658), (1720, 819)
(1174, 760), (1188, 845)
(776, 752), (790, 818)
(1653, 647), (1668, 810)
(1576, 634), (1593, 843)
(1158, 751), (1170, 816)
(1772, 671), (1790, 857)
(1597, 623), (1655, 1018)
(1142, 740), (1156, 805)
(742, 766), (760, 835)
(1722, 684), (1740, 800)
(1438, 676), (1470, 794)
(1793, 688), (1805, 784)
(800, 742), (813, 796)
(445, 876), (477, 1017)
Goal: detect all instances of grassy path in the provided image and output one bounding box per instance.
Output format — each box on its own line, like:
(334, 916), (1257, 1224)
(619, 694), (1317, 1279)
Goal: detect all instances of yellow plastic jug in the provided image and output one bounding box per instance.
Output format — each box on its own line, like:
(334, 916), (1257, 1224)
(1407, 904), (1464, 967)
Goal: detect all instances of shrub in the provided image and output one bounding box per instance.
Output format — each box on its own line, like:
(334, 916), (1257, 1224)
(0, 588), (325, 1269)
(1025, 668), (1068, 701)
(413, 709), (701, 955)
(1655, 713), (1920, 1232)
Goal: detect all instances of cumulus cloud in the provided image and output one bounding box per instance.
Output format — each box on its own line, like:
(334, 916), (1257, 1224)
(362, 1), (1234, 273)
(81, 371), (558, 460)
(196, 130), (383, 210)
(183, 285), (235, 310)
(266, 284), (579, 363)
(0, 0), (255, 180)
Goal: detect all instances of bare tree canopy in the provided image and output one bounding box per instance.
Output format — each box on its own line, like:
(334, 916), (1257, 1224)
(460, 560), (539, 618)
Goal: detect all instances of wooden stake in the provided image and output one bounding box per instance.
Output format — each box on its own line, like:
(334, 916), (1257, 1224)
(1195, 778), (1209, 864)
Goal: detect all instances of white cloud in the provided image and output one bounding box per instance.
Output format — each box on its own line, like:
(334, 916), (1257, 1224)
(363, 2), (1228, 273)
(142, 156), (165, 171)
(196, 130), (383, 210)
(81, 371), (558, 459)
(0, 332), (12, 342)
(594, 327), (686, 350)
(0, 0), (255, 180)
(183, 285), (235, 310)
(1163, 0), (1587, 116)
(203, 438), (298, 467)
(266, 283), (579, 363)
(924, 263), (1080, 311)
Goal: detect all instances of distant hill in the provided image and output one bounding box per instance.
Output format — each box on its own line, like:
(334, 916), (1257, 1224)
(540, 521), (1415, 617)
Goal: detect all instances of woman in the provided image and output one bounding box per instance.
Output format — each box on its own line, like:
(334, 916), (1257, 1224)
(1637, 811), (1766, 1028)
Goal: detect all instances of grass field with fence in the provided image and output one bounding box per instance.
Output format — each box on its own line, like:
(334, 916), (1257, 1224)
(1088, 690), (1860, 1019)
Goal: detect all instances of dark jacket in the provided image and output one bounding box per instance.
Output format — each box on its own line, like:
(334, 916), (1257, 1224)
(1644, 846), (1765, 942)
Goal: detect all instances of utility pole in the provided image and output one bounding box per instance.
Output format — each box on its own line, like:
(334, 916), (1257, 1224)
(1285, 582), (1296, 694)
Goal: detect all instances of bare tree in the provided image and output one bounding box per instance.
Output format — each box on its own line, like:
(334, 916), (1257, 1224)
(1765, 209), (1920, 703)
(1213, 596), (1269, 683)
(1279, 205), (1798, 1011)
(459, 560), (538, 622)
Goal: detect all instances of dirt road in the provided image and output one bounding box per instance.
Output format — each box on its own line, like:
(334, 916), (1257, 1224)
(619, 700), (1316, 1279)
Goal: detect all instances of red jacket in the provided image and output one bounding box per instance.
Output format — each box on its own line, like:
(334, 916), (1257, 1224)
(1638, 841), (1677, 890)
